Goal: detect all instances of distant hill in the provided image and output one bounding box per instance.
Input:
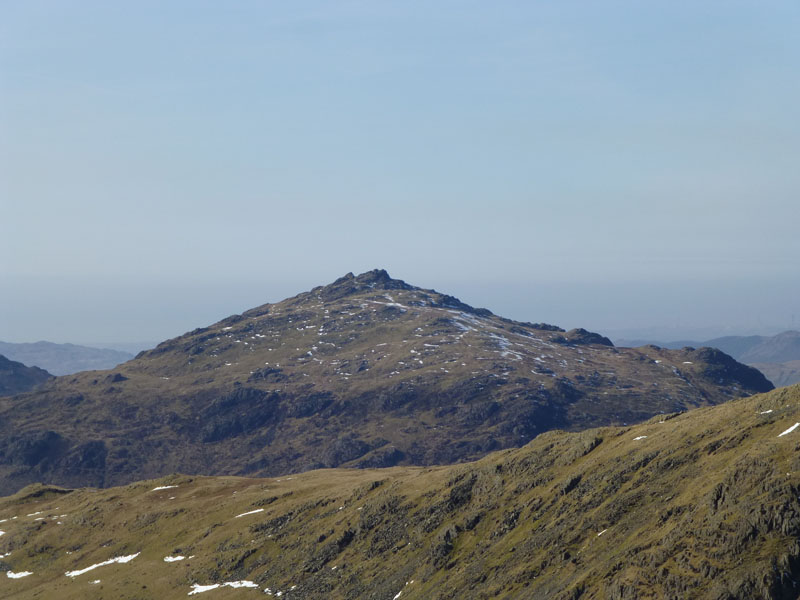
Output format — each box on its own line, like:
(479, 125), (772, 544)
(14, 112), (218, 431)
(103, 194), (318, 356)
(616, 331), (800, 387)
(0, 341), (134, 376)
(3, 385), (800, 599)
(0, 354), (51, 396)
(0, 269), (771, 495)
(615, 338), (700, 351)
(734, 331), (800, 363)
(751, 360), (800, 388)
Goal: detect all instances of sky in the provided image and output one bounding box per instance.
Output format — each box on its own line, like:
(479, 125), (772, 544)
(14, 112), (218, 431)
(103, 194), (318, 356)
(2, 1), (799, 348)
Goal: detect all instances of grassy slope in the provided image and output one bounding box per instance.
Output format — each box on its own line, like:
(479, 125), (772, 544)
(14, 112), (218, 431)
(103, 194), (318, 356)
(2, 385), (800, 599)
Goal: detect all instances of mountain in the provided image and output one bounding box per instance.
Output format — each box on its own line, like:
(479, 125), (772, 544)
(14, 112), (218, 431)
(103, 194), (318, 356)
(0, 270), (772, 495)
(752, 360), (800, 389)
(734, 331), (800, 363)
(0, 355), (51, 396)
(0, 341), (134, 377)
(616, 331), (800, 387)
(2, 384), (800, 599)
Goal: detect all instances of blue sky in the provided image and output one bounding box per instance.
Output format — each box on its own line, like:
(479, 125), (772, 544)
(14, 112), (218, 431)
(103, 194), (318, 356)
(2, 1), (799, 346)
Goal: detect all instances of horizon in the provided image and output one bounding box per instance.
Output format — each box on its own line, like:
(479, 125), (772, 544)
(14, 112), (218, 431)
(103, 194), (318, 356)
(2, 267), (798, 351)
(3, 2), (799, 347)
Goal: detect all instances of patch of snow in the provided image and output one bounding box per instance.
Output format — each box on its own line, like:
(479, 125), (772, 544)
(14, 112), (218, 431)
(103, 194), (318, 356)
(164, 555), (186, 562)
(234, 509), (264, 518)
(152, 485), (178, 491)
(451, 319), (474, 332)
(90, 579), (101, 584)
(187, 580), (258, 594)
(633, 436), (647, 441)
(760, 410), (773, 415)
(597, 529), (608, 537)
(226, 581), (259, 589)
(189, 583), (220, 594)
(7, 571), (33, 579)
(65, 552), (140, 577)
(778, 423), (800, 437)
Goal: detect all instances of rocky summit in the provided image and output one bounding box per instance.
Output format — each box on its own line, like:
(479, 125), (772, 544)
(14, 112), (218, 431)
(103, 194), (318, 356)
(2, 385), (800, 599)
(0, 270), (772, 495)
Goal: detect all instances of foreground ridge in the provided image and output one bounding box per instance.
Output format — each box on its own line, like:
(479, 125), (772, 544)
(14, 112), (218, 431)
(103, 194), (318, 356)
(2, 386), (799, 599)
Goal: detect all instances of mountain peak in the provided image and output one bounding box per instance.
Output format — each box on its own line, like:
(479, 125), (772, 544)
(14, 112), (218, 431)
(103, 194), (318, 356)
(312, 269), (413, 302)
(355, 268), (392, 284)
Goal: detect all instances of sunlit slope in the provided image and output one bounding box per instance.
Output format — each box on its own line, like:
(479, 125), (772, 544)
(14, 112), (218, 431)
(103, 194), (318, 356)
(2, 385), (800, 599)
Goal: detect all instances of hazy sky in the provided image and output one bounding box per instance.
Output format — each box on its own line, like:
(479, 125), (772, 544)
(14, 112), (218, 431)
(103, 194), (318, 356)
(2, 1), (799, 347)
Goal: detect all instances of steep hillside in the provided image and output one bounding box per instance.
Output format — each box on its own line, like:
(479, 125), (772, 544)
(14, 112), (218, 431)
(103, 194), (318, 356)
(0, 355), (51, 397)
(0, 270), (771, 494)
(0, 341), (134, 377)
(2, 385), (800, 599)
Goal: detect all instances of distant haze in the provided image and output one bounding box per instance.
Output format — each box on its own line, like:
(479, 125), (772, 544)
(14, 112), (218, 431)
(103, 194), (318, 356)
(2, 2), (799, 346)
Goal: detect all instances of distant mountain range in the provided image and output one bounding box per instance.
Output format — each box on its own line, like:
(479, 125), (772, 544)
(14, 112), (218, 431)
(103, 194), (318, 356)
(0, 269), (771, 495)
(616, 331), (800, 387)
(0, 341), (134, 376)
(2, 384), (800, 599)
(0, 354), (51, 396)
